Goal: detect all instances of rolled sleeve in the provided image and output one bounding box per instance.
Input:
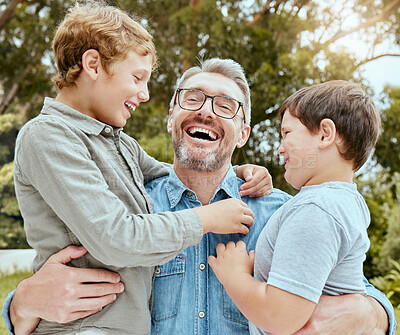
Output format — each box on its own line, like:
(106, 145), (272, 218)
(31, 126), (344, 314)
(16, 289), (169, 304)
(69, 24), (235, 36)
(364, 277), (396, 335)
(2, 289), (15, 335)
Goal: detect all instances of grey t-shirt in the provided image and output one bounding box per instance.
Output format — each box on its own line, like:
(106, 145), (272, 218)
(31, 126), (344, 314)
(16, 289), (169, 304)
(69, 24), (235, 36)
(250, 181), (370, 334)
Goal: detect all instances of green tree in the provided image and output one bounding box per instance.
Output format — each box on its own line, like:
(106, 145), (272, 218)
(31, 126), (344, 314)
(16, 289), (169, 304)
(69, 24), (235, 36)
(357, 171), (400, 277)
(375, 86), (400, 175)
(0, 113), (28, 248)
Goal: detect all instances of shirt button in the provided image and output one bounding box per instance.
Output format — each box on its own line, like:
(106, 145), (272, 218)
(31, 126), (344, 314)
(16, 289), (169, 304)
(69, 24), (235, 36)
(199, 263), (206, 270)
(155, 267), (161, 274)
(187, 191), (192, 197)
(198, 311), (205, 318)
(104, 127), (111, 134)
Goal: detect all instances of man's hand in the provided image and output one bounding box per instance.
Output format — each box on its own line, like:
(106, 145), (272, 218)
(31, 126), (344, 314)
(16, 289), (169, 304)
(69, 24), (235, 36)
(235, 164), (273, 197)
(10, 246), (124, 335)
(294, 294), (389, 335)
(195, 198), (254, 235)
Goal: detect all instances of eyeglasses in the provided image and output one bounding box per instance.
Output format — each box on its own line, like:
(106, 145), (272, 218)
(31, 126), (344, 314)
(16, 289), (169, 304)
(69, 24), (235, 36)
(175, 88), (245, 122)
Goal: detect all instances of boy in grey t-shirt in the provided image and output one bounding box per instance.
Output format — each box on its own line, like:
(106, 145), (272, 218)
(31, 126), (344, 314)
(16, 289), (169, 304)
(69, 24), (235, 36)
(209, 80), (381, 334)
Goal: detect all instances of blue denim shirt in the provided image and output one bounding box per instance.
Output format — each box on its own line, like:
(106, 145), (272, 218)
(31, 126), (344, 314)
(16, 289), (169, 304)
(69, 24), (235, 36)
(147, 166), (292, 335)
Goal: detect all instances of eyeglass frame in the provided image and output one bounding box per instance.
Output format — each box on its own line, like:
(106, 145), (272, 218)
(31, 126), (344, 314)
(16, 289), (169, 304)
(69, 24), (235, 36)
(174, 88), (246, 124)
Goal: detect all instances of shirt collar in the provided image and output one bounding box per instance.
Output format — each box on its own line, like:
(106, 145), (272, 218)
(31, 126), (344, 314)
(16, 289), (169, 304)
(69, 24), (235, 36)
(41, 97), (122, 136)
(166, 165), (241, 209)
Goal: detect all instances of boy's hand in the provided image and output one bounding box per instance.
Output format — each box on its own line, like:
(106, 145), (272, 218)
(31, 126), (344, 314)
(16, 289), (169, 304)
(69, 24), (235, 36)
(194, 198), (254, 235)
(235, 164), (273, 197)
(208, 241), (255, 286)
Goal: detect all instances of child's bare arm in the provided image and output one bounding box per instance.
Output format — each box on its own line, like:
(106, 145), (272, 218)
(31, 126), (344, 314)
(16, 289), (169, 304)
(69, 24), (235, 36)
(209, 241), (316, 334)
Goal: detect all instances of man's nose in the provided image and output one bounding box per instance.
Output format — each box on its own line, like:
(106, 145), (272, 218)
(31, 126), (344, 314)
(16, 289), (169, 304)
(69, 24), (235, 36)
(196, 98), (216, 120)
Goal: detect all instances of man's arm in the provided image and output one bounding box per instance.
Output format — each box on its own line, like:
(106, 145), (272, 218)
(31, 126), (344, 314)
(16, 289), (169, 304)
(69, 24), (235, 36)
(4, 246), (123, 335)
(294, 279), (395, 335)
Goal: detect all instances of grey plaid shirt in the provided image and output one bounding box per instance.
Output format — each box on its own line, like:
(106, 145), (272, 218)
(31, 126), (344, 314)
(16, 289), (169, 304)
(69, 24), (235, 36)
(14, 98), (202, 334)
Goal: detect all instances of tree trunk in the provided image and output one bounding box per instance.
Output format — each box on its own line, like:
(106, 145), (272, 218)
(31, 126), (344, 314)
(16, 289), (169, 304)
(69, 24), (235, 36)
(0, 66), (30, 115)
(0, 0), (23, 31)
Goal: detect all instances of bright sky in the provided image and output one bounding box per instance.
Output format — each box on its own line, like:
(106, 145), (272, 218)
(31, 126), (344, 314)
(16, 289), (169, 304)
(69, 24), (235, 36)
(360, 54), (400, 94)
(334, 37), (400, 95)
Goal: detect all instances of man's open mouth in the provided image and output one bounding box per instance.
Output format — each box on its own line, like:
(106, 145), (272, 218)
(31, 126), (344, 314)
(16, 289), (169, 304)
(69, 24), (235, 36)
(186, 127), (219, 141)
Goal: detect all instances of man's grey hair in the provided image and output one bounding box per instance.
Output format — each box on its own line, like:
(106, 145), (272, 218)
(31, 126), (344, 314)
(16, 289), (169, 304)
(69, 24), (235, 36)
(170, 58), (251, 125)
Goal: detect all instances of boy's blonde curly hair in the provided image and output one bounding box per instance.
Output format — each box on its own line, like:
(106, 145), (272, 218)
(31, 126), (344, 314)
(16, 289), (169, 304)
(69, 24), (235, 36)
(52, 1), (156, 90)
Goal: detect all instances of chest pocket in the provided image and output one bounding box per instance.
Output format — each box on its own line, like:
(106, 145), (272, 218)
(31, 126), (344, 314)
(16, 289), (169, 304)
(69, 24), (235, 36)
(151, 253), (186, 322)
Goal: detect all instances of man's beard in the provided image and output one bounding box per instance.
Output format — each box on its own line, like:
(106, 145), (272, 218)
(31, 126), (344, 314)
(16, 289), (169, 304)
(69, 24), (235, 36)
(172, 117), (233, 172)
(173, 138), (230, 172)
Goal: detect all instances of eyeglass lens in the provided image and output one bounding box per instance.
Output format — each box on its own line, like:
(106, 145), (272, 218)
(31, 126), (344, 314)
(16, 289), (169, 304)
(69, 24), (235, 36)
(178, 89), (239, 119)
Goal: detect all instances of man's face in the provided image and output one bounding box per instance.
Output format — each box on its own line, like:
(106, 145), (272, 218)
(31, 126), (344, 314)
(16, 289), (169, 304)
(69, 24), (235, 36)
(168, 72), (250, 172)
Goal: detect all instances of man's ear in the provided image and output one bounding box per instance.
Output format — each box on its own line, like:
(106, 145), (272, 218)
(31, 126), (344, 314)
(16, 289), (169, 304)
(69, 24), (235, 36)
(236, 124), (251, 148)
(81, 49), (102, 80)
(167, 109), (173, 134)
(319, 118), (337, 149)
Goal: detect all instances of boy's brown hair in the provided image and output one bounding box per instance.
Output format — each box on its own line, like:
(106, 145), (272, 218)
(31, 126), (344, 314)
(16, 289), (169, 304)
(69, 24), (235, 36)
(280, 80), (381, 171)
(52, 1), (156, 90)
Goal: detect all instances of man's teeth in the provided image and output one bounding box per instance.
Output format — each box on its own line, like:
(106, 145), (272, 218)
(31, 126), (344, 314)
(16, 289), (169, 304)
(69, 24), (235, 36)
(189, 127), (217, 140)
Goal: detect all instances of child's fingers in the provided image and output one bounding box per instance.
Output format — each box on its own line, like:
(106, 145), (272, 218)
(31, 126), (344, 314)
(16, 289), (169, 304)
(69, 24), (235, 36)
(243, 167), (253, 181)
(249, 250), (255, 263)
(236, 240), (247, 250)
(240, 184), (273, 197)
(215, 242), (226, 255)
(242, 205), (255, 219)
(208, 255), (216, 267)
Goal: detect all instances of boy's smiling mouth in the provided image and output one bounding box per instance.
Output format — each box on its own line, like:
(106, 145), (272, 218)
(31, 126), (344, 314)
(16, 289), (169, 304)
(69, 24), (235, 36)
(124, 101), (137, 112)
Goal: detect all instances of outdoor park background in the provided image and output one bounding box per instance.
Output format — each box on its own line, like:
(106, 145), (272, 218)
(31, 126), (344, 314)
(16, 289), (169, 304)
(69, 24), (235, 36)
(0, 0), (400, 333)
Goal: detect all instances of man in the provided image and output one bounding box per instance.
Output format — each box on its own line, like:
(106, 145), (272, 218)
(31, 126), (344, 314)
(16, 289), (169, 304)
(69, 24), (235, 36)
(3, 58), (395, 335)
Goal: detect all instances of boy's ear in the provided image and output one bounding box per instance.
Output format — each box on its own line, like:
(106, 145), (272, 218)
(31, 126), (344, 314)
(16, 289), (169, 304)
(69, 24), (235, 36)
(236, 124), (251, 148)
(167, 109), (173, 134)
(318, 118), (337, 149)
(82, 49), (102, 80)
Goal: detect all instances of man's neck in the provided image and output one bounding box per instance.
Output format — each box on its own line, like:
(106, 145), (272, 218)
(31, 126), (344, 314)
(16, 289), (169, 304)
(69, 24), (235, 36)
(173, 160), (230, 206)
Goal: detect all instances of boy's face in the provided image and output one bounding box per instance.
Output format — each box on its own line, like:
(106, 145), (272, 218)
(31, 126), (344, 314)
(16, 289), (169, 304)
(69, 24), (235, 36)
(90, 51), (152, 127)
(278, 110), (321, 189)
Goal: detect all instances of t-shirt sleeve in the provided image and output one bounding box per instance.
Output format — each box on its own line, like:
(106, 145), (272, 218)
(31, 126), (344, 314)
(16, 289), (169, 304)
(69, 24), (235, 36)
(267, 203), (350, 303)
